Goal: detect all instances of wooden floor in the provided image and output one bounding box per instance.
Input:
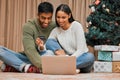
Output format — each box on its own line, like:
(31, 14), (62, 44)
(0, 72), (120, 80)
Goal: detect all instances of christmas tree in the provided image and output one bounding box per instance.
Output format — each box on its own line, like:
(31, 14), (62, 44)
(85, 0), (120, 47)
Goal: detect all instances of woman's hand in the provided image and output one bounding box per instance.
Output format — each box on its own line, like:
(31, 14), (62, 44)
(55, 49), (66, 56)
(36, 38), (44, 50)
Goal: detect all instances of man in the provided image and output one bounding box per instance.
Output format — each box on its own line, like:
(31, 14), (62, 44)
(0, 2), (56, 73)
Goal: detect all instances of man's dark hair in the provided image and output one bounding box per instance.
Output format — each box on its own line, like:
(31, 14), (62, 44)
(38, 2), (54, 14)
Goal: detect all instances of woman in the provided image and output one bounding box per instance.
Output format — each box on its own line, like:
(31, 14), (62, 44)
(45, 4), (95, 73)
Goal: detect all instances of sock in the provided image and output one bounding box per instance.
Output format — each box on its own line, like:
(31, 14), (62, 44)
(24, 64), (31, 73)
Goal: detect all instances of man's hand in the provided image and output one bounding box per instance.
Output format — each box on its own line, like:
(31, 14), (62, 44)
(36, 38), (44, 50)
(55, 49), (66, 56)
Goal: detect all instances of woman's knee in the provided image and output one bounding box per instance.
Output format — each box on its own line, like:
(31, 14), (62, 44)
(46, 39), (61, 52)
(86, 52), (95, 63)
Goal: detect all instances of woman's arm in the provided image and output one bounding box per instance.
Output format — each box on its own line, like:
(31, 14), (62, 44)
(46, 28), (66, 55)
(71, 22), (88, 57)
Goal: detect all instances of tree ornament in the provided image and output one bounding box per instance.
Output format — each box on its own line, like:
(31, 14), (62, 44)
(94, 0), (101, 5)
(102, 4), (106, 8)
(106, 39), (110, 43)
(89, 21), (92, 25)
(91, 6), (96, 12)
(105, 8), (110, 13)
(115, 22), (119, 26)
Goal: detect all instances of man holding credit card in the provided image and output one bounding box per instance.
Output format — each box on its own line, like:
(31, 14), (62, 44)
(0, 2), (56, 73)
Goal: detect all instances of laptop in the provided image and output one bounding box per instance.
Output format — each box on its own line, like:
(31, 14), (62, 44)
(41, 56), (76, 75)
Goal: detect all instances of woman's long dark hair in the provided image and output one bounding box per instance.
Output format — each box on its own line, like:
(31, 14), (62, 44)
(55, 4), (75, 27)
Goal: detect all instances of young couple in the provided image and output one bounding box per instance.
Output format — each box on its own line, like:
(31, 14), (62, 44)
(0, 2), (94, 73)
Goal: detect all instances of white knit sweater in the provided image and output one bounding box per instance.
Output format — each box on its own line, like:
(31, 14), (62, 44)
(48, 21), (88, 57)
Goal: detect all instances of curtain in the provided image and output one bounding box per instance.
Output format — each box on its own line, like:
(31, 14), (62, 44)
(0, 0), (45, 51)
(69, 0), (93, 31)
(0, 0), (93, 51)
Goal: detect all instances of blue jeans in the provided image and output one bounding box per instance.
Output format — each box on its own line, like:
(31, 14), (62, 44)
(46, 39), (95, 73)
(0, 46), (54, 72)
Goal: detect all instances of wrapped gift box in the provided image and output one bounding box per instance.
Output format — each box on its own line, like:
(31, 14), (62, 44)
(113, 52), (120, 61)
(94, 45), (120, 51)
(112, 62), (120, 73)
(98, 51), (112, 61)
(94, 61), (112, 72)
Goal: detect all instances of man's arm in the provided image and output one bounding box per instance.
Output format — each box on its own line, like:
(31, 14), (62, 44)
(23, 24), (42, 69)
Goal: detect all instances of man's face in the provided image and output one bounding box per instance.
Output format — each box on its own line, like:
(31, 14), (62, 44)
(38, 13), (53, 28)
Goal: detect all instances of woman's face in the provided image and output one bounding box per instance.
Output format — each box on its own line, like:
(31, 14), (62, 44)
(56, 11), (71, 30)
